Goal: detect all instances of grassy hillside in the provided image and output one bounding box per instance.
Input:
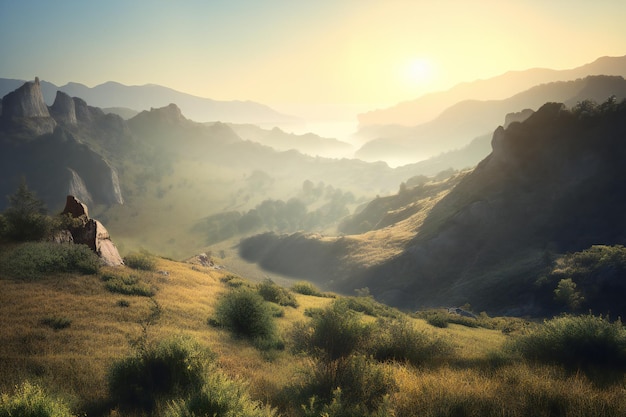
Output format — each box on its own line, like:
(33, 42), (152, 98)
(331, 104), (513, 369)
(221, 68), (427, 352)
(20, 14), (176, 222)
(1, 246), (626, 416)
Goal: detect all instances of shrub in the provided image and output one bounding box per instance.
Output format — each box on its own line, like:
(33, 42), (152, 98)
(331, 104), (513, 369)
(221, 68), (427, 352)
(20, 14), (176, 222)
(425, 312), (449, 328)
(291, 281), (324, 297)
(101, 272), (155, 296)
(257, 278), (298, 307)
(166, 368), (278, 417)
(509, 313), (626, 375)
(296, 301), (372, 361)
(334, 296), (399, 318)
(2, 180), (55, 242)
(108, 335), (212, 412)
(0, 242), (100, 279)
(369, 317), (452, 367)
(212, 288), (282, 350)
(0, 382), (73, 417)
(123, 251), (157, 271)
(299, 355), (395, 416)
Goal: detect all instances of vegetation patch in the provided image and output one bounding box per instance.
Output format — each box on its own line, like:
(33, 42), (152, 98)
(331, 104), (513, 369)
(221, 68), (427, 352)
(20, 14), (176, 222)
(40, 317), (71, 331)
(123, 251), (157, 271)
(101, 272), (155, 297)
(257, 278), (298, 308)
(212, 288), (283, 350)
(108, 335), (212, 413)
(290, 281), (327, 297)
(509, 314), (626, 378)
(0, 242), (100, 280)
(0, 382), (73, 417)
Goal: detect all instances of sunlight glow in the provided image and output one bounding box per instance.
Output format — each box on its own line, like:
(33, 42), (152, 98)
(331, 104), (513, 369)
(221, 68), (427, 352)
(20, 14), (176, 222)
(404, 58), (436, 87)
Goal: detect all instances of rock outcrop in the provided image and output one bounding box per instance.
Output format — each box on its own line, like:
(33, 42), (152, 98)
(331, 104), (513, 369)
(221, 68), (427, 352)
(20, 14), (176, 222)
(49, 91), (77, 125)
(0, 77), (56, 135)
(61, 195), (123, 266)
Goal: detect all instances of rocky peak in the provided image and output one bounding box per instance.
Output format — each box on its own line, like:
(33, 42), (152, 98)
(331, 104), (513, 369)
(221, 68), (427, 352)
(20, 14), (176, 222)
(49, 91), (77, 125)
(0, 78), (56, 135)
(1, 77), (51, 118)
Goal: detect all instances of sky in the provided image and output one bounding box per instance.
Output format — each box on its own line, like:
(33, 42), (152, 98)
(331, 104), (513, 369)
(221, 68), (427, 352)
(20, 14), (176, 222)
(2, 0), (626, 117)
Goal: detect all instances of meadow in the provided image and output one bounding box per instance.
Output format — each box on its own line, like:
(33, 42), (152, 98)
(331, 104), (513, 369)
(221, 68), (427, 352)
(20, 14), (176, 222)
(0, 248), (625, 417)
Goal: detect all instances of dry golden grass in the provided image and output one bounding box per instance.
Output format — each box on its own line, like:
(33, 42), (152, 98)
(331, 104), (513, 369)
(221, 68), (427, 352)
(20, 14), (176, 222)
(1, 254), (626, 416)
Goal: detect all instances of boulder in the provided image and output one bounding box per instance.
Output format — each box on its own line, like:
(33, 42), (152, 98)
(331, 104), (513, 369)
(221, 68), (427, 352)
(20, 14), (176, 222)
(61, 195), (124, 266)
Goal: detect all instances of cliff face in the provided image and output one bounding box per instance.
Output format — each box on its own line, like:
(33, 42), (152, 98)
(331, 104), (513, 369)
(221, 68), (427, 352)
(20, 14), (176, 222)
(49, 91), (77, 125)
(0, 80), (126, 210)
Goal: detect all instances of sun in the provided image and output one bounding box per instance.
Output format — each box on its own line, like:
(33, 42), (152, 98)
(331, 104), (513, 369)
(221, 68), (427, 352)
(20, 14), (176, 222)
(403, 57), (436, 86)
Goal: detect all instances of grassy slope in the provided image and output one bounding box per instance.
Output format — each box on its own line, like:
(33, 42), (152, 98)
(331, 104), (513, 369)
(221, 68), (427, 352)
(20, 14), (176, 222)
(1, 257), (625, 416)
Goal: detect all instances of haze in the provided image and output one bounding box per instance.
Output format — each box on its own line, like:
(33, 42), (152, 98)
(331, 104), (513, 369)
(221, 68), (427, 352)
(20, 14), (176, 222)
(2, 0), (626, 123)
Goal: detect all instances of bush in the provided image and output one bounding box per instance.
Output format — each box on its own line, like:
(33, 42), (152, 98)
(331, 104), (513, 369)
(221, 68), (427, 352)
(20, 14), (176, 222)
(165, 368), (278, 417)
(101, 272), (155, 296)
(2, 181), (55, 242)
(0, 382), (73, 417)
(108, 335), (212, 412)
(123, 251), (157, 271)
(257, 278), (298, 307)
(212, 288), (282, 350)
(369, 317), (452, 367)
(0, 242), (100, 279)
(509, 314), (626, 375)
(334, 296), (399, 318)
(300, 355), (395, 417)
(295, 301), (372, 361)
(291, 281), (324, 297)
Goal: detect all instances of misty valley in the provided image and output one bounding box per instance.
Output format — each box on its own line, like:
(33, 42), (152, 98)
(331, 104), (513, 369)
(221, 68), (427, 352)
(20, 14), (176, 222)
(3, 55), (626, 416)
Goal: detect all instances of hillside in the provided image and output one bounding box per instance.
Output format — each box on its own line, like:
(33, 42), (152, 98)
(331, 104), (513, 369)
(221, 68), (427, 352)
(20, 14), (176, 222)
(2, 244), (626, 416)
(241, 98), (626, 316)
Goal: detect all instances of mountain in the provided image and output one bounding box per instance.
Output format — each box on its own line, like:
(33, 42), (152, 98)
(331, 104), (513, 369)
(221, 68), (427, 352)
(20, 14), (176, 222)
(240, 98), (626, 316)
(355, 75), (626, 166)
(359, 55), (626, 127)
(0, 78), (298, 126)
(225, 123), (353, 158)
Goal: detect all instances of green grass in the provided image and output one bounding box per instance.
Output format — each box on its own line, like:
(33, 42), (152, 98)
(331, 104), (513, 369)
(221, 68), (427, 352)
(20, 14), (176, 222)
(101, 271), (155, 296)
(0, 382), (73, 417)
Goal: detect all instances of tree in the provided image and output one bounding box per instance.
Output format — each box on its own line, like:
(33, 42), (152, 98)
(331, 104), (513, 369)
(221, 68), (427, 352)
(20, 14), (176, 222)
(3, 179), (52, 241)
(554, 278), (584, 311)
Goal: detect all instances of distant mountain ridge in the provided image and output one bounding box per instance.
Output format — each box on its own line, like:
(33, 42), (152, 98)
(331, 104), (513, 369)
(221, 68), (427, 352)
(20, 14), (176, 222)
(359, 55), (626, 127)
(0, 78), (298, 126)
(355, 75), (626, 166)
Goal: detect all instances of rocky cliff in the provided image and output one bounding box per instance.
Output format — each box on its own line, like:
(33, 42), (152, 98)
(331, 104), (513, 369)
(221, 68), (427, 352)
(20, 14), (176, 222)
(0, 77), (56, 135)
(49, 91), (77, 125)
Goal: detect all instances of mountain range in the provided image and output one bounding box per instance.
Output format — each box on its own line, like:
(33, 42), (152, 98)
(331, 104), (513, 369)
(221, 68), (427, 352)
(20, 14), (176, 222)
(0, 78), (297, 126)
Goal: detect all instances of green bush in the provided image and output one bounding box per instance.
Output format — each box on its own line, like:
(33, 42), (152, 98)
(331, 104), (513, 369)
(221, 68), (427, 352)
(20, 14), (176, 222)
(300, 355), (395, 417)
(334, 296), (399, 318)
(0, 242), (100, 279)
(108, 335), (212, 412)
(123, 251), (157, 271)
(2, 181), (55, 242)
(296, 301), (372, 361)
(369, 317), (451, 367)
(0, 382), (73, 417)
(101, 272), (155, 296)
(291, 281), (324, 297)
(509, 314), (626, 375)
(212, 288), (282, 350)
(165, 368), (278, 417)
(257, 278), (298, 308)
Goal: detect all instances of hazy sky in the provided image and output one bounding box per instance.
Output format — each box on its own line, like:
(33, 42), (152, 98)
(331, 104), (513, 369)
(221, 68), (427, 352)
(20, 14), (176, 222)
(2, 0), (626, 110)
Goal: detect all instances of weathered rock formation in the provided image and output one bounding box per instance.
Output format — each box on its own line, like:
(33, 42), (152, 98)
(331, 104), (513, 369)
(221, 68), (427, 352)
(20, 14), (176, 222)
(0, 77), (56, 135)
(61, 195), (123, 266)
(49, 91), (77, 125)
